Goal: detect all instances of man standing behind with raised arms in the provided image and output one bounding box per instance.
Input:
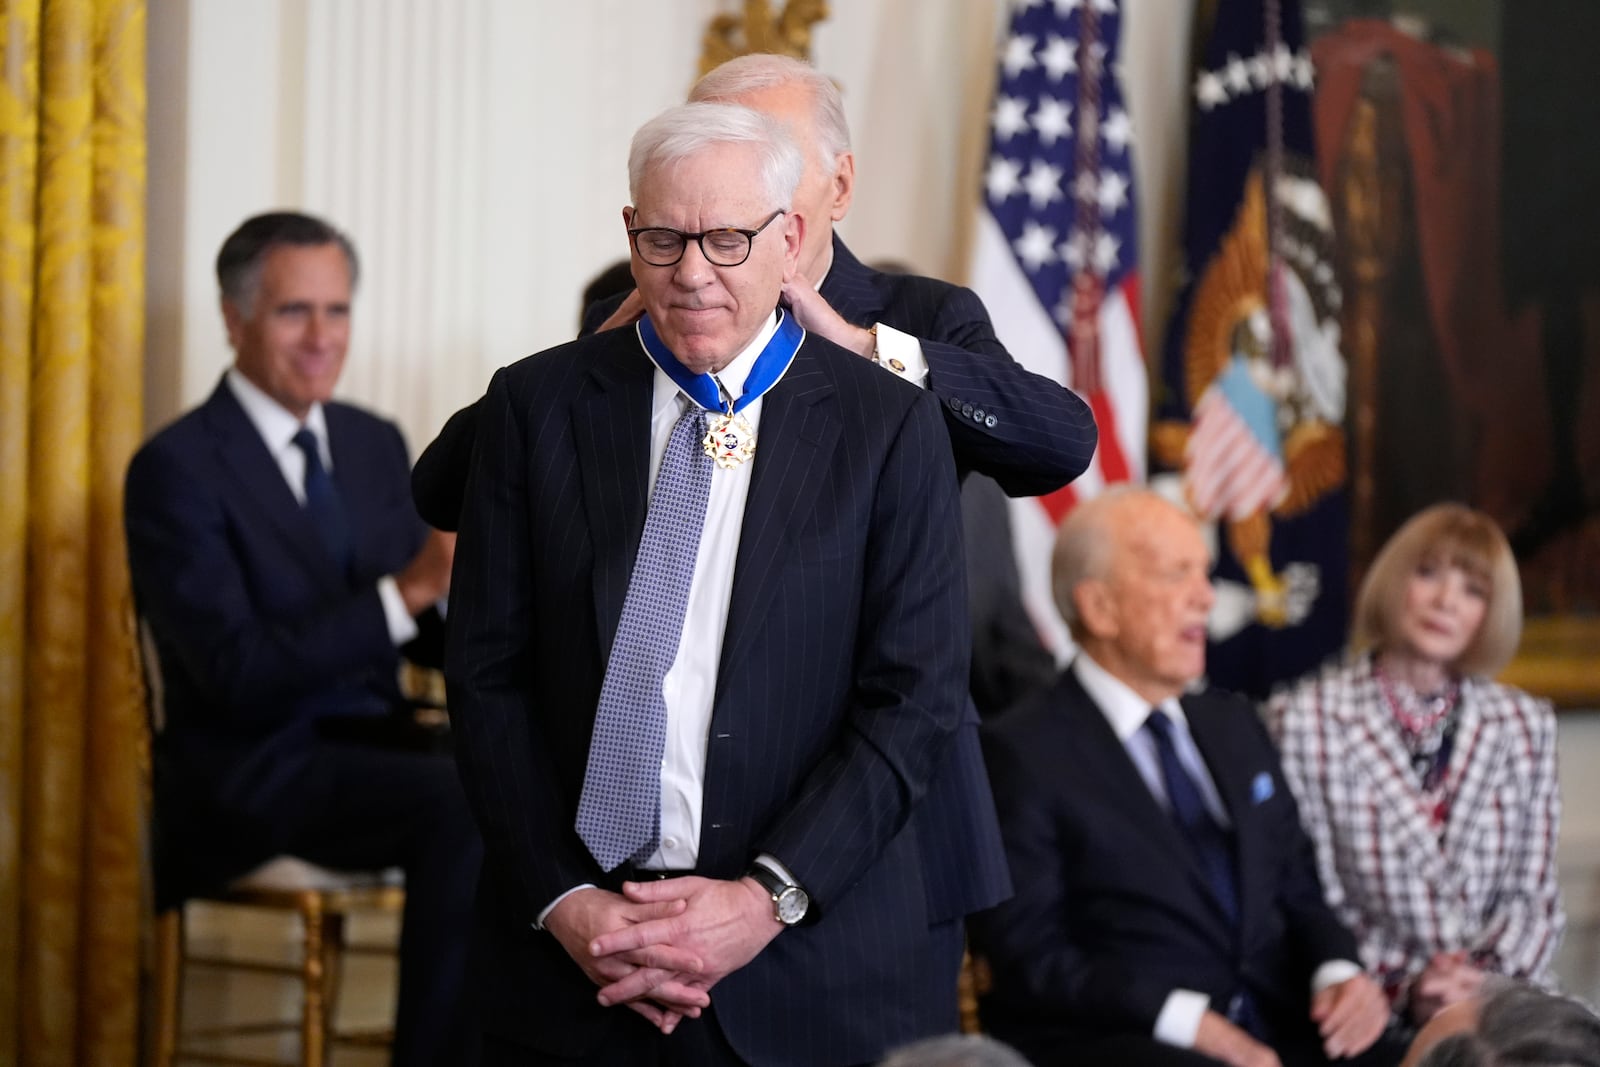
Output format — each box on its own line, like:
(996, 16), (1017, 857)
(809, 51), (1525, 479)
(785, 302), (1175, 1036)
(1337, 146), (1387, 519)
(413, 55), (1100, 1021)
(447, 102), (970, 1065)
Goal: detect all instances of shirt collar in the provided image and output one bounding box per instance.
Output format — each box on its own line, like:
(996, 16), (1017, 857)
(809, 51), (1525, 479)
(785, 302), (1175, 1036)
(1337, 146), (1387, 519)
(652, 309), (779, 420)
(811, 240), (835, 291)
(225, 367), (329, 459)
(1071, 651), (1188, 743)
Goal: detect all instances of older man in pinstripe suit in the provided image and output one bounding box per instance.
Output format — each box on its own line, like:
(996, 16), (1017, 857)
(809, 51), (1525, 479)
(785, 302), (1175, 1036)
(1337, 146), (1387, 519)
(447, 101), (969, 1067)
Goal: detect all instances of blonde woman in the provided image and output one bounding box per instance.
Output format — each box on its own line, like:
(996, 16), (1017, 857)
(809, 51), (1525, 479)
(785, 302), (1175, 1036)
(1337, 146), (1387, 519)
(1266, 504), (1564, 1032)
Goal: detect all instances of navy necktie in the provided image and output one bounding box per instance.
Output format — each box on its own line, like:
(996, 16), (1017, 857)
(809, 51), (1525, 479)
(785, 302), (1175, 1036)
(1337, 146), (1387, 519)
(1145, 709), (1239, 926)
(292, 427), (352, 574)
(576, 406), (712, 871)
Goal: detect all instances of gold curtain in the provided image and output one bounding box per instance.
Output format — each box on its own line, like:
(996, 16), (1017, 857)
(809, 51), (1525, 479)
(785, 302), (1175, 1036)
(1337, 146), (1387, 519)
(1, 2), (147, 1065)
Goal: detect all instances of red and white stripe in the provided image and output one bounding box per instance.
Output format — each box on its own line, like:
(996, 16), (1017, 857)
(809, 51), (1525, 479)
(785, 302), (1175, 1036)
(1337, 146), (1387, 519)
(969, 211), (1146, 661)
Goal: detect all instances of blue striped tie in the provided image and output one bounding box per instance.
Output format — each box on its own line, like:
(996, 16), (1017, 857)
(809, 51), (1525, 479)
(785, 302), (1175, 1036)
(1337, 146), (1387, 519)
(576, 406), (712, 871)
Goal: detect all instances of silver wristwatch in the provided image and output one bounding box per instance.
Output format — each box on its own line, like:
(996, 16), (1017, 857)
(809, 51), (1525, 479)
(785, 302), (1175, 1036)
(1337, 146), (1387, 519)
(747, 864), (809, 925)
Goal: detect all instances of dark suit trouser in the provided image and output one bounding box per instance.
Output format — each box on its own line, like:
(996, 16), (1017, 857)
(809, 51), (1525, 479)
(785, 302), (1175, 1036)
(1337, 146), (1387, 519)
(287, 740), (482, 1067)
(480, 1005), (753, 1067)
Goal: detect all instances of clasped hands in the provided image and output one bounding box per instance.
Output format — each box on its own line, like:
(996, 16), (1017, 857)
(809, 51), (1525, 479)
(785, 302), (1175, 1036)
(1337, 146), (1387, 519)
(544, 876), (783, 1035)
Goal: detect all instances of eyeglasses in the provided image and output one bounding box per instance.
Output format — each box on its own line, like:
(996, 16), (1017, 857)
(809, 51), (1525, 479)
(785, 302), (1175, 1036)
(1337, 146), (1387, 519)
(627, 209), (786, 267)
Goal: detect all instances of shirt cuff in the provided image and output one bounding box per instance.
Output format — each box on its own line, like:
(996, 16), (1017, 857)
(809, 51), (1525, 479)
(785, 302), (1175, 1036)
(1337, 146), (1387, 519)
(1154, 989), (1210, 1047)
(1312, 960), (1364, 994)
(534, 884), (597, 930)
(377, 575), (420, 645)
(871, 323), (928, 387)
(752, 854), (803, 889)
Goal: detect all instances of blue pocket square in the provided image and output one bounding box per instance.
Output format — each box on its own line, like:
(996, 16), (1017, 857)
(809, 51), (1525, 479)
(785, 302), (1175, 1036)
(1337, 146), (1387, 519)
(1251, 772), (1275, 804)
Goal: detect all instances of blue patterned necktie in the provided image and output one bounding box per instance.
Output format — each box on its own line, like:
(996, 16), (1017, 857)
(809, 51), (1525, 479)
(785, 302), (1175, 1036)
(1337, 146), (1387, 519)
(1145, 709), (1240, 926)
(292, 427), (352, 573)
(576, 405), (712, 871)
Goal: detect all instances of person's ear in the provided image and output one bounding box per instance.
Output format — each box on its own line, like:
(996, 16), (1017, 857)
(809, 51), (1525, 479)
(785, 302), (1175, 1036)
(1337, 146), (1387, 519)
(829, 152), (855, 221)
(781, 212), (805, 281)
(1074, 579), (1119, 640)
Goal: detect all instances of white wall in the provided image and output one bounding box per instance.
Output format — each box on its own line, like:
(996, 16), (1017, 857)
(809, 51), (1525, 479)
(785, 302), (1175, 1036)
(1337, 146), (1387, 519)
(144, 0), (1194, 457)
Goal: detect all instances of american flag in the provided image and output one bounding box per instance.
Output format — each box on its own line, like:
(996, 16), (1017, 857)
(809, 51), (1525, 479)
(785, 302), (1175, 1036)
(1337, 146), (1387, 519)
(970, 0), (1146, 659)
(1186, 357), (1289, 520)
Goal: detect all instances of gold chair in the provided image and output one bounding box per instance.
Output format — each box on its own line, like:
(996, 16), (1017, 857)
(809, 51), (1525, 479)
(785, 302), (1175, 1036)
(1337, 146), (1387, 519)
(958, 949), (993, 1035)
(149, 857), (404, 1067)
(137, 620), (406, 1067)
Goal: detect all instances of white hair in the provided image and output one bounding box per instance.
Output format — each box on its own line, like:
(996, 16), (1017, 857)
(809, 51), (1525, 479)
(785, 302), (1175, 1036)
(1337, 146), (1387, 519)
(690, 53), (852, 170)
(628, 101), (805, 210)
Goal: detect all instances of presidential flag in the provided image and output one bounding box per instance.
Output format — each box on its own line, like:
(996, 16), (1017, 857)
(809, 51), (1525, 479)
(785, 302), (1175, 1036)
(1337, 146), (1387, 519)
(1149, 0), (1348, 697)
(970, 0), (1146, 659)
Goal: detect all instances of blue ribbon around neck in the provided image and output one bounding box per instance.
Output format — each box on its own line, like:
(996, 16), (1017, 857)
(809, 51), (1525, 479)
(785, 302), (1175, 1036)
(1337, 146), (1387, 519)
(636, 309), (803, 415)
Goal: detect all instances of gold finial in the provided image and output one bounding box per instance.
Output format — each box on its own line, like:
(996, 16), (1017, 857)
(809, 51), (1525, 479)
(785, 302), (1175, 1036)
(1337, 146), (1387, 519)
(699, 0), (831, 77)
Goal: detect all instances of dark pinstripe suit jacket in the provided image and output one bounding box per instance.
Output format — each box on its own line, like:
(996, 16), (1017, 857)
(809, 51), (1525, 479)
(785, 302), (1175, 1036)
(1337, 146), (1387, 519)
(419, 237), (1098, 928)
(445, 325), (971, 1065)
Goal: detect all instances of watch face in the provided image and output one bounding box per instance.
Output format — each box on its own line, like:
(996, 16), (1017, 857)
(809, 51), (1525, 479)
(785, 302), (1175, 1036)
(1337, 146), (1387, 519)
(775, 885), (809, 925)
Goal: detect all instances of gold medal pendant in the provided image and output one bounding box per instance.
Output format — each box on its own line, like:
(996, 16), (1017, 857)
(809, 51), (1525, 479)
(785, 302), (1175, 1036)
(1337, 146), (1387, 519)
(703, 410), (756, 469)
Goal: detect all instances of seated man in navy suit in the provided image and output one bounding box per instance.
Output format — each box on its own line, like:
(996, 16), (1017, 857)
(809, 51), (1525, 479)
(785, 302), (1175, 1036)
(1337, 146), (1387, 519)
(124, 211), (481, 1067)
(972, 488), (1406, 1067)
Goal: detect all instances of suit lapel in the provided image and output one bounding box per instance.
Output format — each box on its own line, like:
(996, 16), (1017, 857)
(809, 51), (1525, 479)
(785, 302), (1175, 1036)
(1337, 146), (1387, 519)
(1439, 685), (1509, 867)
(572, 340), (654, 662)
(1184, 696), (1265, 937)
(714, 341), (838, 689)
(817, 237), (884, 328)
(200, 382), (342, 587)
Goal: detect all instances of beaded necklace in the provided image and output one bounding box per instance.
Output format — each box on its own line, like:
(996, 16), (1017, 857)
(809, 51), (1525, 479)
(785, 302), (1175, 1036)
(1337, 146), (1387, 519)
(1374, 659), (1461, 820)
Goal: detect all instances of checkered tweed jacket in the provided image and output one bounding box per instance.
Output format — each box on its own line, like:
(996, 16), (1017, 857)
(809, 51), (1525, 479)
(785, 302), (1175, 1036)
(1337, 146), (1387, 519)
(1265, 655), (1564, 1011)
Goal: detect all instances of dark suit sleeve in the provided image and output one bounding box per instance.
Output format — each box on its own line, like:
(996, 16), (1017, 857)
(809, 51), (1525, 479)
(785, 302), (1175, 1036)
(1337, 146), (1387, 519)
(411, 401), (479, 532)
(445, 369), (594, 919)
(124, 436), (399, 727)
(578, 291), (628, 337)
(899, 281), (1098, 497)
(973, 718), (1176, 1034)
(755, 387), (970, 910)
(414, 291), (635, 532)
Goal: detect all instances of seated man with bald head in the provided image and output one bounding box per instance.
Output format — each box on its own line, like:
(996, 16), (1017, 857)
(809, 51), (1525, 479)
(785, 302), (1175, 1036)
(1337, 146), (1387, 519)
(972, 490), (1407, 1067)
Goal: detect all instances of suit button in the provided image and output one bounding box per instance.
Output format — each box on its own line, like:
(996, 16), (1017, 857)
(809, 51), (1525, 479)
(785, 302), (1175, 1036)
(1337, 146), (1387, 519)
(961, 403), (975, 417)
(985, 414), (998, 427)
(948, 395), (963, 411)
(973, 408), (986, 422)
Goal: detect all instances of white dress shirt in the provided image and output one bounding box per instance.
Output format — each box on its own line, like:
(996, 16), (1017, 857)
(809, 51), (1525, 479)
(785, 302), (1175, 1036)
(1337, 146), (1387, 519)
(1071, 652), (1361, 1048)
(224, 369), (417, 645)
